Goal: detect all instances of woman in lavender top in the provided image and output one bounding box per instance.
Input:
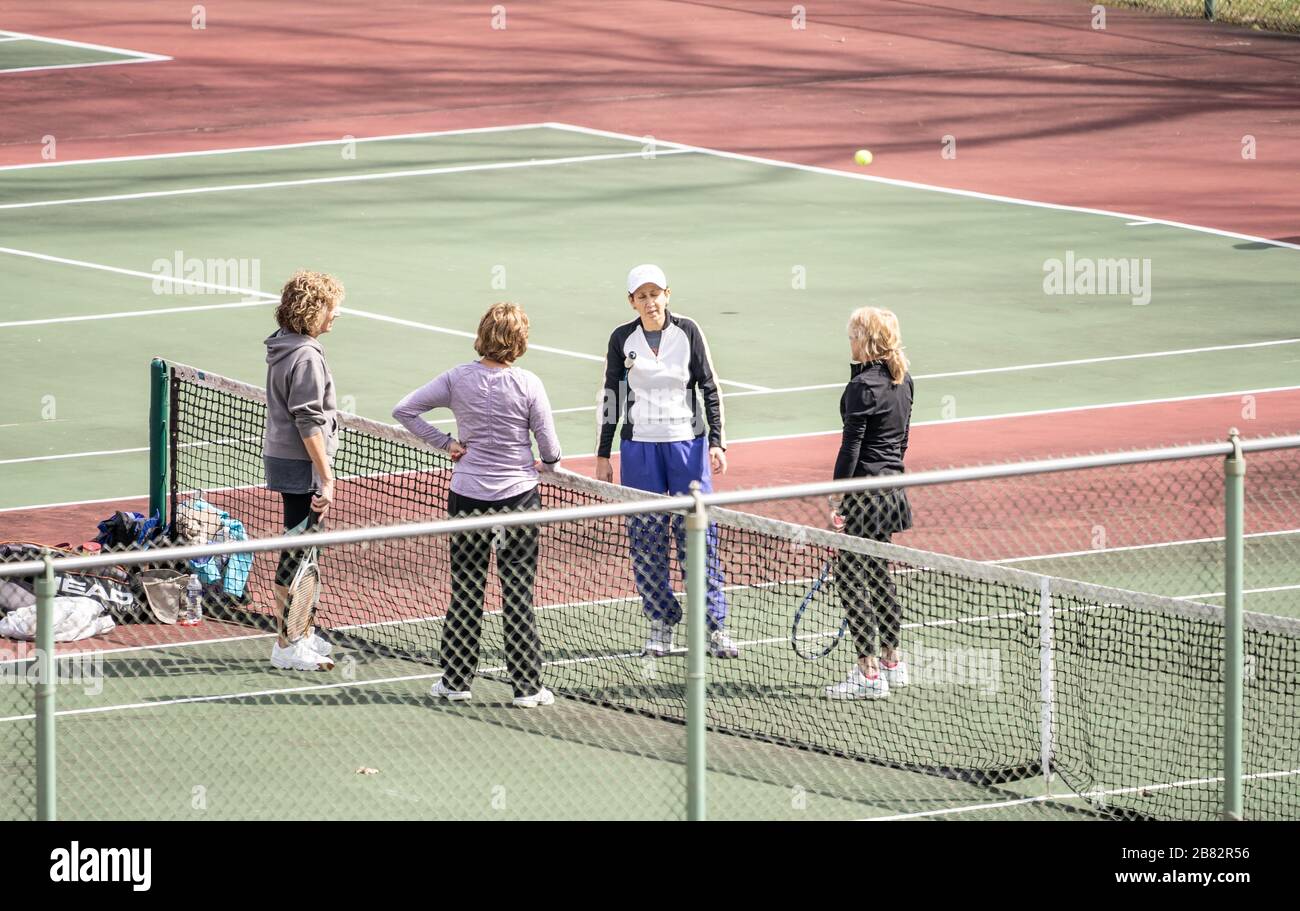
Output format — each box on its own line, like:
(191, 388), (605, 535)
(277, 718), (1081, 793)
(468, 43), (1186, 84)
(392, 302), (561, 708)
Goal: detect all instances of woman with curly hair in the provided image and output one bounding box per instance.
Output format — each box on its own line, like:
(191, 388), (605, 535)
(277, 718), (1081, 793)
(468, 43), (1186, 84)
(263, 270), (344, 671)
(393, 301), (561, 708)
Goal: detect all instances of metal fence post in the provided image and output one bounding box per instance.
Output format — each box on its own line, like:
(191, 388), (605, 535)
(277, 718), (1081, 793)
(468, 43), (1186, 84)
(1223, 428), (1245, 820)
(686, 483), (708, 821)
(35, 552), (56, 821)
(1204, 0), (1216, 21)
(149, 358), (169, 522)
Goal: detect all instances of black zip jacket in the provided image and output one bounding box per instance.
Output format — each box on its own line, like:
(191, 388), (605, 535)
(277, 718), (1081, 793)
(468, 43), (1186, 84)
(834, 362), (913, 479)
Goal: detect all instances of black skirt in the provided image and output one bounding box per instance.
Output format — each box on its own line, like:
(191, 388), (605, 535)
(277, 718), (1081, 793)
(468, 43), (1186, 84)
(842, 484), (913, 539)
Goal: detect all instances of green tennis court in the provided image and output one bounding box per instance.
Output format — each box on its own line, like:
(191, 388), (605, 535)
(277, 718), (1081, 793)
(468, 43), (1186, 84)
(3, 124), (1298, 821)
(3, 124), (1298, 509)
(31, 633), (1089, 821)
(1000, 532), (1300, 612)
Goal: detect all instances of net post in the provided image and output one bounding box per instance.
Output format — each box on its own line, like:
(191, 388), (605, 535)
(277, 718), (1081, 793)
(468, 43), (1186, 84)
(686, 482), (708, 822)
(35, 552), (56, 821)
(1204, 0), (1216, 20)
(149, 358), (170, 524)
(1038, 577), (1054, 798)
(1223, 428), (1245, 821)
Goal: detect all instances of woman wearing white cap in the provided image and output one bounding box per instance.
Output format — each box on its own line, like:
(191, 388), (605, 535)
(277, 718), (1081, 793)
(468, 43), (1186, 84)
(595, 264), (738, 659)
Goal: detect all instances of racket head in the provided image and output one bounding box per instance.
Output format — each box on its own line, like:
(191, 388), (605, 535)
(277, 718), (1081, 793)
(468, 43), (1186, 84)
(792, 555), (847, 660)
(283, 550), (320, 643)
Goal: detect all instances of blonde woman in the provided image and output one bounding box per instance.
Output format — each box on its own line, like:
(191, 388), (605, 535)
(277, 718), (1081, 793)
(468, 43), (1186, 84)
(263, 270), (344, 672)
(825, 307), (914, 700)
(393, 302), (561, 708)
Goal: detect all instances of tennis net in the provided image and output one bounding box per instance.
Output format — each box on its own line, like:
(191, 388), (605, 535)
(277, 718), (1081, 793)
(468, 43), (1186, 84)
(165, 361), (1300, 820)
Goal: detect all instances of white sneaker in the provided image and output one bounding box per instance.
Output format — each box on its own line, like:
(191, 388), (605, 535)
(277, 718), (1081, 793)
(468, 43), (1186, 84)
(430, 679), (471, 702)
(880, 658), (909, 687)
(271, 639), (335, 671)
(709, 629), (740, 659)
(512, 687), (555, 708)
(305, 628), (332, 657)
(825, 665), (889, 700)
(642, 618), (675, 657)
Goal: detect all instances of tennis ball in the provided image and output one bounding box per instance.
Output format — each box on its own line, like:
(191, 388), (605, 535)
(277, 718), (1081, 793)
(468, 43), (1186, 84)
(854, 149), (873, 166)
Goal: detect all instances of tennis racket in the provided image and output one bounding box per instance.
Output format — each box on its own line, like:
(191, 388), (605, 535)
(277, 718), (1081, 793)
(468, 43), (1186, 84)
(791, 549), (848, 659)
(283, 516), (321, 645)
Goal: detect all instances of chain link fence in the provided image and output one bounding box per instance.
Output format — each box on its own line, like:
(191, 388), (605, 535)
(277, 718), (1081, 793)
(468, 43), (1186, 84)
(0, 529), (688, 821)
(2, 432), (1297, 820)
(0, 567), (37, 822)
(1104, 0), (1300, 33)
(724, 437), (1299, 619)
(2, 356), (1296, 819)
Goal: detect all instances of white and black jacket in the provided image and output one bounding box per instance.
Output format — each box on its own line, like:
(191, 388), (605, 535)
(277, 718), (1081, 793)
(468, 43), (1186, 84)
(597, 311), (726, 458)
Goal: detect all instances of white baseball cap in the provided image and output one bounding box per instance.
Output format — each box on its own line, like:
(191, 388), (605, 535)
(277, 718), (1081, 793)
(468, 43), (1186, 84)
(626, 264), (668, 295)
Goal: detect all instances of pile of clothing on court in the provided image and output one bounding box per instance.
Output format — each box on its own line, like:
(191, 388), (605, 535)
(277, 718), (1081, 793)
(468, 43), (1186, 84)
(0, 499), (253, 643)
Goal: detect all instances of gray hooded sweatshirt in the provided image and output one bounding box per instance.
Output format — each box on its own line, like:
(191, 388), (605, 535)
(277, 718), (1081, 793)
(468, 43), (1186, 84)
(263, 329), (338, 478)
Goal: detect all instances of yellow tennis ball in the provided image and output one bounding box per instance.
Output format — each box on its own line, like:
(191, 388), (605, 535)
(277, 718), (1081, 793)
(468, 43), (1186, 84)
(854, 149), (873, 166)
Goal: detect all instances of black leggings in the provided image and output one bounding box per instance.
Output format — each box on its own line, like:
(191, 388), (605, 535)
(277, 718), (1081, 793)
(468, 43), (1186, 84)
(837, 492), (903, 660)
(442, 487), (543, 698)
(275, 492), (321, 588)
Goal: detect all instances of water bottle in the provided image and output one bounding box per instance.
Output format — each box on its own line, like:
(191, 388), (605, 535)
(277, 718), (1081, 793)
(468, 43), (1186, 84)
(181, 575), (203, 626)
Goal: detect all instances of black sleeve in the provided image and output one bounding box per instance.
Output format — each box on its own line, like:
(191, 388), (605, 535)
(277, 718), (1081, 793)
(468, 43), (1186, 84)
(684, 320), (726, 450)
(899, 375), (914, 463)
(834, 381), (873, 480)
(596, 329), (625, 459)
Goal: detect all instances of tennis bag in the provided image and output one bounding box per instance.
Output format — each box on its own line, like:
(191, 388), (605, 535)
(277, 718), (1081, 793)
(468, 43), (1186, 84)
(0, 542), (151, 623)
(95, 510), (167, 549)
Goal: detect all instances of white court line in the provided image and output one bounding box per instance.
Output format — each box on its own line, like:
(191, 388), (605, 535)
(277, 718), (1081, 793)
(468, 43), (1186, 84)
(0, 298), (271, 329)
(4, 382), (1299, 480)
(339, 306), (597, 363)
(721, 338), (1300, 398)
(0, 29), (170, 60)
(0, 127), (1294, 473)
(0, 446), (149, 466)
(0, 598), (975, 719)
(0, 492), (148, 513)
(1178, 583), (1300, 601)
(2, 120), (1295, 252)
(0, 148), (695, 210)
(865, 767), (1300, 821)
(543, 122), (1300, 252)
(0, 58), (169, 76)
(0, 672), (445, 723)
(992, 528), (1300, 565)
(340, 306), (765, 391)
(0, 245), (761, 391)
(418, 341), (1300, 414)
(10, 244), (1282, 399)
(712, 383), (1300, 448)
(0, 245), (271, 296)
(0, 123), (555, 172)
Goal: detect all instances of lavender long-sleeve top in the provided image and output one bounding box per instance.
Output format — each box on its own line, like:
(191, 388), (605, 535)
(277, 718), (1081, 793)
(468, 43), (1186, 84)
(392, 362), (562, 501)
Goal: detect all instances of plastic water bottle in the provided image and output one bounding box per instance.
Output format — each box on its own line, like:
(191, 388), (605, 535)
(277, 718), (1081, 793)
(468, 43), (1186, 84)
(181, 575), (203, 626)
